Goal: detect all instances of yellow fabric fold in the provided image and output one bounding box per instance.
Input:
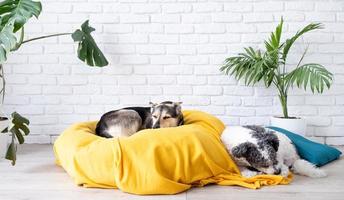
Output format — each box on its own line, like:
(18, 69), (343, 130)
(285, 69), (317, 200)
(54, 110), (292, 194)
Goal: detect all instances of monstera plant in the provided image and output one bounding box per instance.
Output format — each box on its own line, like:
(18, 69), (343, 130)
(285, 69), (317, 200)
(220, 18), (333, 135)
(0, 0), (108, 165)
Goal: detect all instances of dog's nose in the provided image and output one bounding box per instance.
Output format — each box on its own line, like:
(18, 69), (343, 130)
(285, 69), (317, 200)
(274, 168), (281, 175)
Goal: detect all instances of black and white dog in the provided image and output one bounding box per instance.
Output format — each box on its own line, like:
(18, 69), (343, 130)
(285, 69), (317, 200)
(96, 101), (184, 138)
(221, 125), (326, 178)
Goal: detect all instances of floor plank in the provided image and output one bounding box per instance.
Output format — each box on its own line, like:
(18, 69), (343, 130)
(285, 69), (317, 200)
(0, 144), (342, 200)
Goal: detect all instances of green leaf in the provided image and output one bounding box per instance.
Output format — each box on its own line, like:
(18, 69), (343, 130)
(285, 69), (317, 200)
(5, 141), (17, 166)
(264, 70), (276, 87)
(282, 23), (323, 62)
(12, 128), (24, 144)
(14, 121), (29, 135)
(11, 111), (29, 125)
(10, 111), (30, 136)
(0, 0), (42, 32)
(220, 47), (275, 86)
(2, 127), (8, 133)
(5, 111), (30, 165)
(263, 18), (284, 67)
(72, 20), (108, 67)
(0, 21), (17, 64)
(285, 63), (333, 93)
(265, 17), (283, 52)
(303, 69), (310, 90)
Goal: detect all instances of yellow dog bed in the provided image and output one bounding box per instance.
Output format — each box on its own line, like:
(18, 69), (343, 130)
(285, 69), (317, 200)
(54, 110), (291, 194)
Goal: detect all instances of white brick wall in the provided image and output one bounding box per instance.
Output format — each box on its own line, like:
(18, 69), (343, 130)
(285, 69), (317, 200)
(3, 0), (344, 145)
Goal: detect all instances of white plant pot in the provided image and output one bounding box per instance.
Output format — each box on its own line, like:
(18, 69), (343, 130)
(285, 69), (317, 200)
(270, 116), (306, 136)
(0, 118), (9, 158)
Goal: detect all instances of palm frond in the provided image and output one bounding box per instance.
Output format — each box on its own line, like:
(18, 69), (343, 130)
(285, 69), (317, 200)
(220, 47), (276, 86)
(282, 23), (323, 62)
(263, 18), (284, 67)
(265, 17), (284, 52)
(284, 63), (333, 93)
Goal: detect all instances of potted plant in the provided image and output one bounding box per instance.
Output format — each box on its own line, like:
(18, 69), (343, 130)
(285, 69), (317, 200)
(0, 0), (108, 165)
(220, 18), (333, 135)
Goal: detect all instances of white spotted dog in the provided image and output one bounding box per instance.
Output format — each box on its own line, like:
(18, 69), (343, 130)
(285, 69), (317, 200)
(221, 125), (326, 178)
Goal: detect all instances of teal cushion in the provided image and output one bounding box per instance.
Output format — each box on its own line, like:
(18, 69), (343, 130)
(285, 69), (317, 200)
(267, 126), (342, 167)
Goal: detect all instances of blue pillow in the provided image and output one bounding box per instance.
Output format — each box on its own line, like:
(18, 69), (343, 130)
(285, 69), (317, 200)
(267, 126), (342, 167)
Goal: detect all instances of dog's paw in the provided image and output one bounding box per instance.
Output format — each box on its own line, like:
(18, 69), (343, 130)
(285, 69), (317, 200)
(310, 169), (327, 178)
(240, 169), (261, 178)
(280, 169), (290, 177)
(280, 165), (290, 177)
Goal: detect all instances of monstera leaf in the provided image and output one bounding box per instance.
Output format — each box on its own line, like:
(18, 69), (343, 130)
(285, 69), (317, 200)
(3, 112), (30, 165)
(0, 21), (17, 64)
(72, 20), (108, 67)
(0, 0), (42, 32)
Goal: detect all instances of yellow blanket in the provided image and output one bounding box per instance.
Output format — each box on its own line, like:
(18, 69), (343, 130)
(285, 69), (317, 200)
(54, 110), (291, 194)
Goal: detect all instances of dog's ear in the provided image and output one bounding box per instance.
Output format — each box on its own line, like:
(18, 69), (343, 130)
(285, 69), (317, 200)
(173, 102), (182, 113)
(149, 102), (158, 113)
(173, 102), (182, 106)
(266, 133), (279, 152)
(231, 146), (244, 158)
(231, 143), (251, 158)
(149, 102), (158, 107)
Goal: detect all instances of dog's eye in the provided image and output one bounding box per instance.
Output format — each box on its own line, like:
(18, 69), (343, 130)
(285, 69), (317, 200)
(152, 115), (158, 118)
(163, 116), (171, 120)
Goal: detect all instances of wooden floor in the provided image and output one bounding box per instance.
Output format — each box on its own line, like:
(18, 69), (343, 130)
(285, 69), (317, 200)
(0, 144), (343, 200)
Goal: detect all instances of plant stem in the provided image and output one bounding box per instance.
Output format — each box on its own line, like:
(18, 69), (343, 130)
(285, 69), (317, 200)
(9, 134), (16, 166)
(0, 64), (5, 104)
(279, 93), (289, 118)
(21, 32), (72, 45)
(11, 28), (25, 51)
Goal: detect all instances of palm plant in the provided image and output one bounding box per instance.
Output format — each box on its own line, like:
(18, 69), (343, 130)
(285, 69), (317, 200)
(220, 18), (333, 118)
(0, 0), (108, 165)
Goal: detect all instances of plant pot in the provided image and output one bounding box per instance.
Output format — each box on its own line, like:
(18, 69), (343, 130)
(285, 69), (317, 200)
(0, 117), (9, 158)
(270, 116), (306, 136)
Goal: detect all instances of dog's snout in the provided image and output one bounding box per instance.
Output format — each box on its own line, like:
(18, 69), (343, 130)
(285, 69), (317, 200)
(274, 168), (281, 175)
(152, 123), (160, 129)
